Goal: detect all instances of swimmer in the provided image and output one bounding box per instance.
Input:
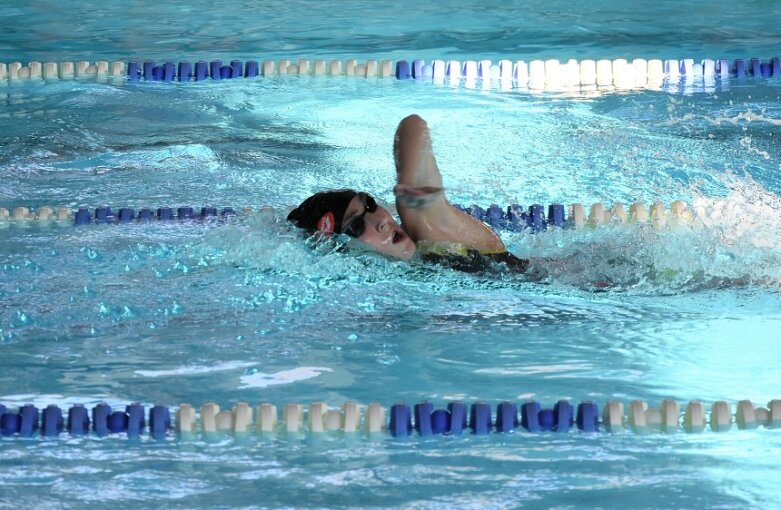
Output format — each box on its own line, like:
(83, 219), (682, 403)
(288, 114), (528, 272)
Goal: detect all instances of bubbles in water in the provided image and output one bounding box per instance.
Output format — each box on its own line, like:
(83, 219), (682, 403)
(80, 247), (99, 260)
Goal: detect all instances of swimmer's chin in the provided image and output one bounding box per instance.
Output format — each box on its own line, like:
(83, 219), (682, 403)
(349, 237), (416, 260)
(389, 234), (416, 260)
(370, 229), (417, 260)
(374, 242), (416, 261)
(381, 247), (416, 261)
(396, 243), (416, 260)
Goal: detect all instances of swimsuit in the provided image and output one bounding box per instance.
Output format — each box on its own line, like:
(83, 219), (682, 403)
(415, 240), (529, 274)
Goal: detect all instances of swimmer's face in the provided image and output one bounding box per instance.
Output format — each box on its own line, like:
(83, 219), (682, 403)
(341, 194), (416, 260)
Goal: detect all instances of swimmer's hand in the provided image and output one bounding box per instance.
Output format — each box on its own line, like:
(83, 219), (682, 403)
(393, 184), (445, 208)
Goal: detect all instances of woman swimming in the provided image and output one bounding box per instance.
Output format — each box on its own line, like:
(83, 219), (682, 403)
(287, 114), (528, 272)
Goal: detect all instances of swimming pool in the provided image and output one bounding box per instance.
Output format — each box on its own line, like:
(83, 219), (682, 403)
(2, 1), (781, 508)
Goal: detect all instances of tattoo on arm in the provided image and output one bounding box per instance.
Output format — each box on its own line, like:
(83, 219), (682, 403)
(394, 185), (445, 208)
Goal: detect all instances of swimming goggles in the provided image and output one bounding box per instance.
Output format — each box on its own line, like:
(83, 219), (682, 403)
(340, 192), (377, 238)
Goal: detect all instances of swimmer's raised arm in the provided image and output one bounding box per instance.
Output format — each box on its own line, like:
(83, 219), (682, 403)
(393, 114), (506, 254)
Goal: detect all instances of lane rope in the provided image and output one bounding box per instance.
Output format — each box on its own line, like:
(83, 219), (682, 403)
(0, 200), (693, 232)
(1, 399), (779, 439)
(0, 57), (779, 93)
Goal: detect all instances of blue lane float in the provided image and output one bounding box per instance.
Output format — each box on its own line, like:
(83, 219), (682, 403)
(0, 200), (693, 232)
(470, 402), (493, 435)
(0, 399), (778, 441)
(62, 206), (236, 225)
(67, 405), (90, 435)
(41, 405), (64, 436)
(521, 400), (574, 433)
(0, 404), (40, 437)
(92, 403), (111, 436)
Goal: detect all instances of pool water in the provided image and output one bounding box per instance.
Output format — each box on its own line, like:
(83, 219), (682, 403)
(2, 1), (781, 509)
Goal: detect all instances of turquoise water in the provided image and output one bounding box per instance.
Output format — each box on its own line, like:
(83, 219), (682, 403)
(2, 1), (781, 509)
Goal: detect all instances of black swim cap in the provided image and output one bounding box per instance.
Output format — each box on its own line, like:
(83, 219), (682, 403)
(287, 189), (359, 235)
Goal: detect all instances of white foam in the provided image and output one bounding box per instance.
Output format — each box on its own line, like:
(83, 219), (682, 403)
(239, 366), (332, 389)
(692, 185), (781, 251)
(504, 178), (781, 291)
(135, 360), (257, 377)
(0, 394), (124, 409)
(474, 362), (593, 376)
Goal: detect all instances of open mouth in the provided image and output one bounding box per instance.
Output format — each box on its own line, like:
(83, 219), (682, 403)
(392, 230), (404, 244)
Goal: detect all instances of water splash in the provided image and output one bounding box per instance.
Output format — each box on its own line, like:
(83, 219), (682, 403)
(506, 177), (781, 293)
